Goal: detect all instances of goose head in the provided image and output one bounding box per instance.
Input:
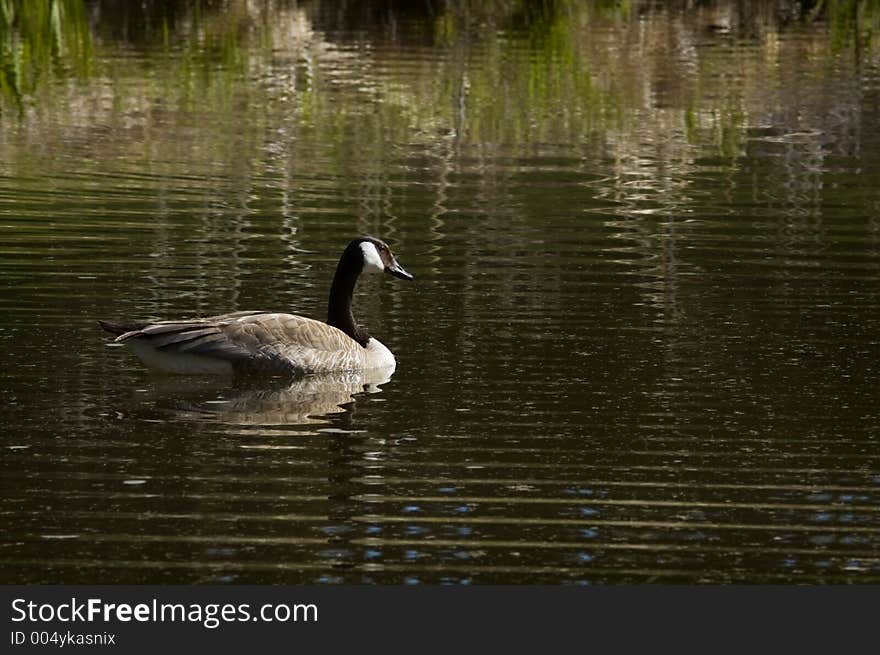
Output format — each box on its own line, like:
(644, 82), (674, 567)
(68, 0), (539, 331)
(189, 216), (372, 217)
(355, 236), (413, 281)
(327, 236), (412, 347)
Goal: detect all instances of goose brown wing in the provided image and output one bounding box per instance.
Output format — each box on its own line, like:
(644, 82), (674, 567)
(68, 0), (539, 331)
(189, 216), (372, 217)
(231, 313), (356, 352)
(116, 313), (362, 373)
(115, 319), (253, 362)
(227, 313), (365, 372)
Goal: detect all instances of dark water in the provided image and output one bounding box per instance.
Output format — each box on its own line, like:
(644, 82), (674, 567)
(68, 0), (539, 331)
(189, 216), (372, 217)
(2, 1), (880, 583)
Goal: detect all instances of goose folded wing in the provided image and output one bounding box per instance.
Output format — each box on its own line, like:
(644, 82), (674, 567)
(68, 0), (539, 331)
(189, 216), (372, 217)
(117, 321), (256, 363)
(230, 314), (356, 354)
(116, 313), (360, 371)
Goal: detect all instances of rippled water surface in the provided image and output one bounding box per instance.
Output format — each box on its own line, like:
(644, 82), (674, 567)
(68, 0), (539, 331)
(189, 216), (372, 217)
(2, 1), (880, 583)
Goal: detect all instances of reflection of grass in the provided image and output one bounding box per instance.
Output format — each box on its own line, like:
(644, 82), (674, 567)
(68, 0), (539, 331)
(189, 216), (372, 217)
(0, 0), (92, 115)
(2, 0), (879, 166)
(825, 0), (880, 51)
(1, 0), (875, 296)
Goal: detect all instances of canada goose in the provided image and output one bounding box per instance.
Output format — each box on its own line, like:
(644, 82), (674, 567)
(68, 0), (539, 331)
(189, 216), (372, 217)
(98, 236), (413, 375)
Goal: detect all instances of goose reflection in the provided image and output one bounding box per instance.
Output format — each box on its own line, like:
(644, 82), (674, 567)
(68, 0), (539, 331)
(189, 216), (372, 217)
(151, 365), (394, 427)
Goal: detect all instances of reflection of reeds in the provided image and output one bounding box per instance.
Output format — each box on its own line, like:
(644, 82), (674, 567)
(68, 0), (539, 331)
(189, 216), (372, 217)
(2, 1), (878, 149)
(0, 0), (93, 115)
(1, 2), (875, 302)
(2, 0), (879, 287)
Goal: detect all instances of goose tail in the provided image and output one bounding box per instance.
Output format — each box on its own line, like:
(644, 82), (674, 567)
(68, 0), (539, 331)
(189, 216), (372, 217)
(98, 320), (147, 338)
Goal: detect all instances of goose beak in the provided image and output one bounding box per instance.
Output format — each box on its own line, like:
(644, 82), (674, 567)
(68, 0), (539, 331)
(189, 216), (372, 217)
(386, 259), (413, 281)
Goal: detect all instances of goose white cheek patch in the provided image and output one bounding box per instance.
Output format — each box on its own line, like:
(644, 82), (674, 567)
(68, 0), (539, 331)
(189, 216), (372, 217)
(360, 241), (385, 274)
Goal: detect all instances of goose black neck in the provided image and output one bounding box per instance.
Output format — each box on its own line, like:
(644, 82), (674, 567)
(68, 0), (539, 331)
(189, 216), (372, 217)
(327, 248), (370, 347)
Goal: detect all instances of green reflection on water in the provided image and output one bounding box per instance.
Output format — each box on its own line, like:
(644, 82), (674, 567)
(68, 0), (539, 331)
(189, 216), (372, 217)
(2, 0), (880, 177)
(0, 0), (92, 114)
(825, 0), (880, 51)
(0, 1), (875, 118)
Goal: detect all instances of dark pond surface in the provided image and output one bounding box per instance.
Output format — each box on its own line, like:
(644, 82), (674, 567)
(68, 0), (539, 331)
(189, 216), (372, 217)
(2, 0), (880, 583)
